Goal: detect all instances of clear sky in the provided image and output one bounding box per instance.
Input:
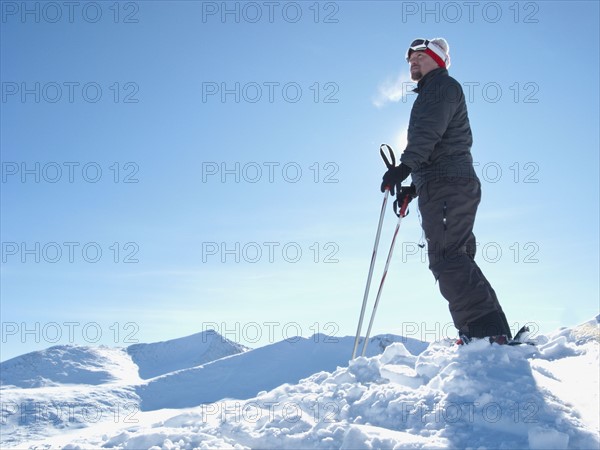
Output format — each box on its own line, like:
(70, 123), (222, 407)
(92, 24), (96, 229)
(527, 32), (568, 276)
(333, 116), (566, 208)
(1, 1), (599, 360)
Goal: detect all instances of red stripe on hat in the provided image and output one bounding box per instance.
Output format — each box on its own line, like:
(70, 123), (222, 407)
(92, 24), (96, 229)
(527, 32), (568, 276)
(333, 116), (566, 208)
(425, 48), (446, 68)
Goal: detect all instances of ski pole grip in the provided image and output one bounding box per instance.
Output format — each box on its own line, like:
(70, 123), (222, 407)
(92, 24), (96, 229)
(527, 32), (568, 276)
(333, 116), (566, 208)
(380, 144), (396, 169)
(399, 194), (410, 217)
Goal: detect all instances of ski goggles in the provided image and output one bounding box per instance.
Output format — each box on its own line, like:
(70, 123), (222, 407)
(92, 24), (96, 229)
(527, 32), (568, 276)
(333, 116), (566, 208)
(406, 39), (429, 58)
(405, 38), (448, 68)
(405, 39), (430, 61)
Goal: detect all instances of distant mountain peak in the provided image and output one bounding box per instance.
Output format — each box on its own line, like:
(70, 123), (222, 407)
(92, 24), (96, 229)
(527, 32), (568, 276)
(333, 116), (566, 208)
(127, 329), (247, 379)
(0, 345), (135, 388)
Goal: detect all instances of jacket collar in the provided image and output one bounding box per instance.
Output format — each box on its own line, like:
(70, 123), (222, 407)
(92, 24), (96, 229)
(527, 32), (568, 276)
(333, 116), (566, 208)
(413, 68), (448, 93)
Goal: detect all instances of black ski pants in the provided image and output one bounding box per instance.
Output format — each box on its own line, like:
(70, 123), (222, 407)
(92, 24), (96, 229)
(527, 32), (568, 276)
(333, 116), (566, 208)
(418, 177), (511, 338)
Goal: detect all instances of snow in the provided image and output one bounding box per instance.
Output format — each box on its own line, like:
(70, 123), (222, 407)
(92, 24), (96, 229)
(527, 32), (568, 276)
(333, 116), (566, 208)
(0, 346), (142, 388)
(528, 427), (570, 450)
(136, 334), (424, 411)
(1, 317), (598, 449)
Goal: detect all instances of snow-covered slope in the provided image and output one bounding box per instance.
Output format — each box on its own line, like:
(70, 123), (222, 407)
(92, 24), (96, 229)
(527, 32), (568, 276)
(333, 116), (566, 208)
(0, 330), (249, 446)
(0, 331), (416, 448)
(0, 346), (140, 388)
(136, 334), (427, 410)
(3, 317), (599, 450)
(127, 329), (248, 379)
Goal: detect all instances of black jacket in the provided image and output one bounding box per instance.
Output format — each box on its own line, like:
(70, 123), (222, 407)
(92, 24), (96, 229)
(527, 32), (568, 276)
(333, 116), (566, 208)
(400, 68), (477, 191)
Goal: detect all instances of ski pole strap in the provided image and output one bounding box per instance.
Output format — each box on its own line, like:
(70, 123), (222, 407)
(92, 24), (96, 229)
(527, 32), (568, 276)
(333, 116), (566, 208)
(380, 144), (396, 169)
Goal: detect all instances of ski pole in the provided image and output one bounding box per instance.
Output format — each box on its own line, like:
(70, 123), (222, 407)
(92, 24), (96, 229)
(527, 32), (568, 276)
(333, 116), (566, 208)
(360, 194), (410, 357)
(351, 145), (396, 360)
(351, 189), (389, 359)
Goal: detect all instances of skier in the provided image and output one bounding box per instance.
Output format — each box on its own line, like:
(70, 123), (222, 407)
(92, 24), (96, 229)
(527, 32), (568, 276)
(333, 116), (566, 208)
(381, 38), (512, 343)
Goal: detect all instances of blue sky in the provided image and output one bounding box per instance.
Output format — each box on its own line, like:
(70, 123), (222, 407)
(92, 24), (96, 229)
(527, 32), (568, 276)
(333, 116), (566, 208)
(1, 1), (598, 360)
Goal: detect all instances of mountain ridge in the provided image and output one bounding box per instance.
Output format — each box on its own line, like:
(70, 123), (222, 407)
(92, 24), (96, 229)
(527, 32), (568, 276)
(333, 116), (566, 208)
(0, 329), (248, 388)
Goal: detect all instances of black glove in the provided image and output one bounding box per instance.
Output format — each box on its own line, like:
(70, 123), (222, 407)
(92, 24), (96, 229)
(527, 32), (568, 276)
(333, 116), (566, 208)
(380, 163), (412, 195)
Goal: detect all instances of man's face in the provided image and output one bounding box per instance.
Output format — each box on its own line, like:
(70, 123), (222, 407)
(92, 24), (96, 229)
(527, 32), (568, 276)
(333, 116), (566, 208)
(409, 51), (439, 81)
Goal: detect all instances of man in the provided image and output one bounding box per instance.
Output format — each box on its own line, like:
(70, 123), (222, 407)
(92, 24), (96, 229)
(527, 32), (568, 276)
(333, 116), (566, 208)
(381, 38), (512, 342)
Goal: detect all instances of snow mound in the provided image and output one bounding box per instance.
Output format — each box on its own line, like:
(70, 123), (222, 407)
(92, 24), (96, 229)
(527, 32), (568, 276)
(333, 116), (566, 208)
(127, 329), (248, 379)
(0, 346), (137, 388)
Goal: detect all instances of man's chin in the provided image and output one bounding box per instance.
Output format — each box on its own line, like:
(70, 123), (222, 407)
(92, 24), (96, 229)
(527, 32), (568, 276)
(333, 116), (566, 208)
(411, 71), (423, 81)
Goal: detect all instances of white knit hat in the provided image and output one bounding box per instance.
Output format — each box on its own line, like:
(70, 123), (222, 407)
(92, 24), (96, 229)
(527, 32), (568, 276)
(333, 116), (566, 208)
(430, 38), (451, 68)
